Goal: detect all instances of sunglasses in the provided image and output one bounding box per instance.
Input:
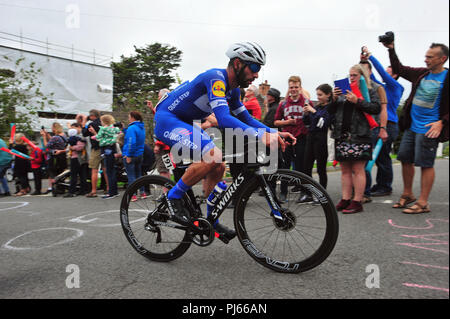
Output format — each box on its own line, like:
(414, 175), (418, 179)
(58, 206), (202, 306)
(244, 62), (261, 73)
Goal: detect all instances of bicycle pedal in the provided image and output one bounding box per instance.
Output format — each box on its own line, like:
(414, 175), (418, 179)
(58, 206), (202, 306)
(215, 231), (230, 244)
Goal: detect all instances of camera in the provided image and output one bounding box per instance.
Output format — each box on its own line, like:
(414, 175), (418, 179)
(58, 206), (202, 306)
(361, 46), (368, 57)
(379, 31), (394, 45)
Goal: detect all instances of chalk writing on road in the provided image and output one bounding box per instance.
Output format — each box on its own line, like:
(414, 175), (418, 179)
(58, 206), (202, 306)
(69, 210), (147, 227)
(2, 227), (84, 251)
(0, 202), (29, 212)
(388, 218), (449, 295)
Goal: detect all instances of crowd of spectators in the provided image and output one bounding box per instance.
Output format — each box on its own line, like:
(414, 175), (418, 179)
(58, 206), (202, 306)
(1, 39), (448, 217)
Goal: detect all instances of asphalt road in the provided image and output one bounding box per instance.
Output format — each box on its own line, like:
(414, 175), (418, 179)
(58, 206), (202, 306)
(0, 159), (448, 299)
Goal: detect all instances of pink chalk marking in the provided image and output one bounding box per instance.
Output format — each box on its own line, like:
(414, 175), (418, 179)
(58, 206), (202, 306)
(397, 242), (448, 254)
(401, 261), (449, 270)
(397, 233), (449, 254)
(388, 218), (449, 230)
(403, 283), (449, 294)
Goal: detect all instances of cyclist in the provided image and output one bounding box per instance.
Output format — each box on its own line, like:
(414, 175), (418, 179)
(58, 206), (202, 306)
(154, 42), (296, 241)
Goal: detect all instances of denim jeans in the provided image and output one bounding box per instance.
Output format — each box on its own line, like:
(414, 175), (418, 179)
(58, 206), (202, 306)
(397, 128), (439, 168)
(0, 164), (10, 194)
(280, 135), (307, 194)
(123, 155), (143, 193)
(365, 122), (399, 194)
(104, 154), (118, 196)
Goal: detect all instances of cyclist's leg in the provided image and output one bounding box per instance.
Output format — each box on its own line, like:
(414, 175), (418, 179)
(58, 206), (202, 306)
(154, 112), (219, 200)
(185, 147), (225, 196)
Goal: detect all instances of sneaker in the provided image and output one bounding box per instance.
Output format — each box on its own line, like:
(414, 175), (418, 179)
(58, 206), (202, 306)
(140, 192), (147, 199)
(131, 195), (138, 202)
(342, 200), (363, 214)
(336, 199), (351, 211)
(296, 194), (314, 204)
(214, 223), (236, 244)
(102, 194), (119, 199)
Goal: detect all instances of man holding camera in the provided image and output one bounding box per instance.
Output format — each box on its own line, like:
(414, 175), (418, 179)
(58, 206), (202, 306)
(360, 45), (404, 198)
(383, 34), (449, 214)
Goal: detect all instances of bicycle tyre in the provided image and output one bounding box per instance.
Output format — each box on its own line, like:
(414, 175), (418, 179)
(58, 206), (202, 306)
(234, 169), (339, 273)
(120, 175), (193, 262)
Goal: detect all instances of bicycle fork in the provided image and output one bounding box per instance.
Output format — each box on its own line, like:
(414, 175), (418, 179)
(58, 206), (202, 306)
(256, 174), (284, 220)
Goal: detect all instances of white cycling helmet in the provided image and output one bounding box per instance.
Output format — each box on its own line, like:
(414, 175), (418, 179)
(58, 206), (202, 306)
(226, 42), (266, 65)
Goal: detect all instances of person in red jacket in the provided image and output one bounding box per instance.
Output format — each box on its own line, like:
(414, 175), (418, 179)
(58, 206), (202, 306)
(243, 85), (262, 120)
(27, 144), (45, 195)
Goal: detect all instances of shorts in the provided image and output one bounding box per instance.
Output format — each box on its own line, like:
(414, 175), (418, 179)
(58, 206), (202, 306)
(155, 149), (170, 173)
(154, 110), (216, 162)
(397, 129), (439, 168)
(88, 148), (102, 169)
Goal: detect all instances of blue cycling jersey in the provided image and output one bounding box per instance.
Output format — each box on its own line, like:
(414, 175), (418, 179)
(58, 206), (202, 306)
(156, 68), (274, 137)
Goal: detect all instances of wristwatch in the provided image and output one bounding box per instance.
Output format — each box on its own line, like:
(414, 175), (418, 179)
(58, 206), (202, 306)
(379, 126), (387, 130)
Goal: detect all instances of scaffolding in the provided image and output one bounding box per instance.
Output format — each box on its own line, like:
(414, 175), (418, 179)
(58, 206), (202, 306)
(0, 30), (113, 67)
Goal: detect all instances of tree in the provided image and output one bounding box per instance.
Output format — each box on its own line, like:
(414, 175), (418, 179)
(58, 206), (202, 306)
(112, 42), (182, 111)
(0, 56), (55, 138)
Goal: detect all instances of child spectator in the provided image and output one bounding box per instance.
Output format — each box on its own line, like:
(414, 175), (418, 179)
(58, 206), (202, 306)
(92, 114), (120, 199)
(301, 84), (334, 203)
(27, 142), (45, 195)
(64, 128), (89, 197)
(12, 133), (31, 196)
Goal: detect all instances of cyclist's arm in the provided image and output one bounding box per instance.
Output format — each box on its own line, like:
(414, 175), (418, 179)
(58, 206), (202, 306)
(213, 104), (265, 138)
(232, 104), (276, 133)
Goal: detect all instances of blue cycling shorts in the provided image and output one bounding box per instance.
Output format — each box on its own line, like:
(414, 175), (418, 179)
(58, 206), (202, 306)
(154, 110), (216, 161)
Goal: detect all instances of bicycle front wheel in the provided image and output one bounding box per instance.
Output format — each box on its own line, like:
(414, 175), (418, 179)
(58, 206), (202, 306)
(120, 175), (192, 262)
(234, 169), (339, 273)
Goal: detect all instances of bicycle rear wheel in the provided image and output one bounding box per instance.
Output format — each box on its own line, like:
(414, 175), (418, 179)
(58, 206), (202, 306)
(234, 169), (339, 273)
(120, 175), (193, 262)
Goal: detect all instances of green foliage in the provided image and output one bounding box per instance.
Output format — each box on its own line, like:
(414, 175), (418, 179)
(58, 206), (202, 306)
(112, 43), (182, 111)
(0, 56), (55, 137)
(443, 142), (449, 157)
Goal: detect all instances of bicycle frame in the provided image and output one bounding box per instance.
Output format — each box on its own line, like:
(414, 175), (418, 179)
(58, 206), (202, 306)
(182, 166), (284, 228)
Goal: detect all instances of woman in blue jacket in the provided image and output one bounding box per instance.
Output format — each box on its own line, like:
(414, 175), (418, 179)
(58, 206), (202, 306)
(123, 111), (146, 201)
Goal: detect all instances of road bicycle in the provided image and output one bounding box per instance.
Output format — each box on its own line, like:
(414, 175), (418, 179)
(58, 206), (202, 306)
(120, 147), (338, 274)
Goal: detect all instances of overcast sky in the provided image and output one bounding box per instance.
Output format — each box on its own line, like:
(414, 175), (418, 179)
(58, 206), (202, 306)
(0, 0), (449, 100)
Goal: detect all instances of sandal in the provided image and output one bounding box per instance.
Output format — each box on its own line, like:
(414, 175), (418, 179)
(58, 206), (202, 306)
(392, 195), (416, 209)
(402, 203), (431, 214)
(86, 192), (97, 198)
(14, 190), (27, 196)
